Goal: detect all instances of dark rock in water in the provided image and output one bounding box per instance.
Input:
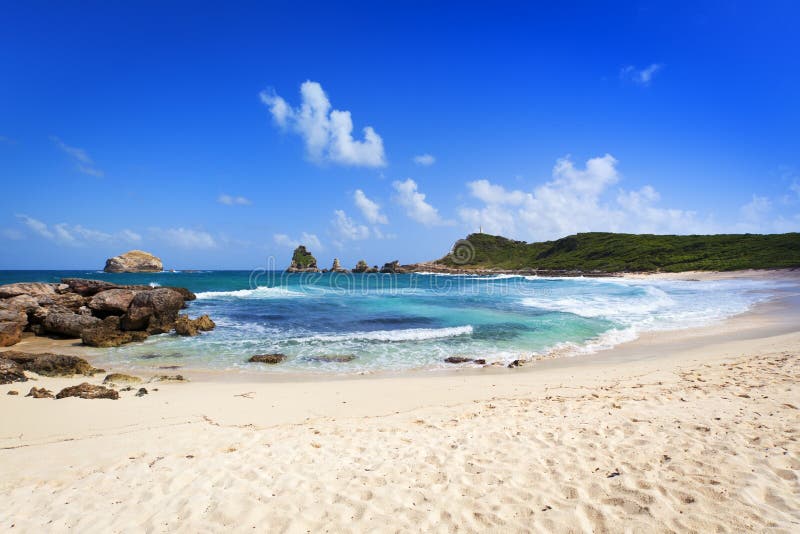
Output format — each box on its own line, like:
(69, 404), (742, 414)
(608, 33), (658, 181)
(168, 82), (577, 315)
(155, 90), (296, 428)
(287, 245), (320, 272)
(26, 387), (54, 399)
(82, 316), (149, 347)
(56, 382), (119, 400)
(507, 359), (526, 368)
(122, 288), (184, 332)
(379, 261), (411, 274)
(43, 312), (101, 338)
(89, 289), (139, 315)
(0, 357), (27, 384)
(306, 354), (356, 363)
(3, 351), (103, 376)
(474, 359), (486, 365)
(444, 356), (474, 364)
(135, 387), (148, 397)
(103, 373), (142, 385)
(158, 365), (182, 370)
(174, 314), (216, 336)
(104, 250), (163, 273)
(248, 354), (286, 364)
(7, 390), (18, 395)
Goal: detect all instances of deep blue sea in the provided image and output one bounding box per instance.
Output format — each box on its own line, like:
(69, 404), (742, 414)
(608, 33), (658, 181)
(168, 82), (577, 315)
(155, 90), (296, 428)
(0, 270), (781, 374)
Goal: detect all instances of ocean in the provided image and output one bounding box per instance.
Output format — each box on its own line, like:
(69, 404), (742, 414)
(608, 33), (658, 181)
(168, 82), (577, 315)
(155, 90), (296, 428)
(0, 270), (782, 374)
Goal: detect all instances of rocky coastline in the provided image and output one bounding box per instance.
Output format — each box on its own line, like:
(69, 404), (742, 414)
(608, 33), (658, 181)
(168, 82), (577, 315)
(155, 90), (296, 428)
(0, 278), (214, 349)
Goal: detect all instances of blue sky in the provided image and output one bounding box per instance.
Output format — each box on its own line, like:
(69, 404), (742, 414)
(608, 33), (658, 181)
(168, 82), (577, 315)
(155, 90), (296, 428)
(1, 1), (798, 269)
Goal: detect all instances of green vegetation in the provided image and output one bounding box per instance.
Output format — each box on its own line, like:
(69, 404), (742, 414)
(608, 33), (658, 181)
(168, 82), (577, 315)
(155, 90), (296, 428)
(290, 246), (318, 269)
(436, 232), (800, 272)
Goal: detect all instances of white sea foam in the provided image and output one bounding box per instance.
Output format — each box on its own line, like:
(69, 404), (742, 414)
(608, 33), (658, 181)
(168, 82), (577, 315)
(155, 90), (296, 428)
(522, 285), (675, 319)
(292, 325), (474, 343)
(195, 286), (308, 299)
(148, 282), (161, 288)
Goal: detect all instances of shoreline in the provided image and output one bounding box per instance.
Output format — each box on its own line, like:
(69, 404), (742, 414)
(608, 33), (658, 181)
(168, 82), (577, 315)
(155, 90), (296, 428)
(1, 271), (799, 530)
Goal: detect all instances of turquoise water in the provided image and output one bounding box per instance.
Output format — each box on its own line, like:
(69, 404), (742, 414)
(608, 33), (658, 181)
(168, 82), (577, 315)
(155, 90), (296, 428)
(0, 270), (781, 374)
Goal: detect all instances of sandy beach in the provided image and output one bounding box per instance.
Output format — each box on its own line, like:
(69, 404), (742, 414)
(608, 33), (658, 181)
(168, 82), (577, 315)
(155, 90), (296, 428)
(1, 272), (799, 533)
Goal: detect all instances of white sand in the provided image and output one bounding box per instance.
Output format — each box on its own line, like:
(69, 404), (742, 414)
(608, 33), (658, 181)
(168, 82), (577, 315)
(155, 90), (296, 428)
(1, 274), (799, 532)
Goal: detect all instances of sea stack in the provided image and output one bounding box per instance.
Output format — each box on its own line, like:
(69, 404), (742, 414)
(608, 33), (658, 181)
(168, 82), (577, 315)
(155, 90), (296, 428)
(287, 246), (320, 272)
(330, 258), (349, 273)
(104, 250), (163, 273)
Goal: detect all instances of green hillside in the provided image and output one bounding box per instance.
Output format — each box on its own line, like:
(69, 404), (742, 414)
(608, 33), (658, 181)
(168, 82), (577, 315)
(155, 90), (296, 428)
(436, 232), (800, 272)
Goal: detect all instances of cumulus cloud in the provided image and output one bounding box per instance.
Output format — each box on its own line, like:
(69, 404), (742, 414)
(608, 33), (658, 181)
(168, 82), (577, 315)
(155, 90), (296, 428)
(620, 63), (663, 86)
(331, 209), (370, 241)
(392, 179), (452, 226)
(218, 194), (252, 206)
(459, 154), (703, 240)
(260, 81), (386, 168)
(51, 136), (104, 177)
(154, 227), (216, 249)
(413, 154), (435, 166)
(15, 214), (140, 246)
(274, 232), (323, 251)
(353, 189), (388, 224)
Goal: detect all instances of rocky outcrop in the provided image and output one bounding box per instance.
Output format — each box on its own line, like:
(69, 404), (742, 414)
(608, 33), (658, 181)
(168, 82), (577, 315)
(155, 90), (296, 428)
(287, 246), (319, 272)
(0, 278), (205, 348)
(330, 258), (349, 273)
(174, 314), (216, 336)
(353, 260), (369, 273)
(2, 351), (103, 376)
(121, 288), (185, 332)
(56, 383), (119, 400)
(0, 357), (27, 384)
(89, 289), (139, 315)
(248, 354), (286, 364)
(104, 250), (163, 273)
(380, 260), (411, 274)
(81, 316), (149, 347)
(43, 312), (101, 337)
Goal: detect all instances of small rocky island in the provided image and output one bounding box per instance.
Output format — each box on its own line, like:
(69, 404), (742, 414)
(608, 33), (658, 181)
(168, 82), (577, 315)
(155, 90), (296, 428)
(287, 246), (320, 272)
(0, 278), (214, 348)
(104, 250), (163, 273)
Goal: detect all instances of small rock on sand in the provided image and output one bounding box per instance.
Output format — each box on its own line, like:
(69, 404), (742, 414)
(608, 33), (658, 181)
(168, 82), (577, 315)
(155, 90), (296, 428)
(248, 354), (286, 364)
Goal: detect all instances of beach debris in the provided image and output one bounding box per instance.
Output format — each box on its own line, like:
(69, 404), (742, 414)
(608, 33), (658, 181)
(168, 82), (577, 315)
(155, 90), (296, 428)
(2, 351), (103, 377)
(103, 373), (142, 385)
(7, 390), (19, 395)
(174, 314), (216, 336)
(135, 387), (148, 397)
(305, 354), (357, 363)
(56, 382), (119, 400)
(248, 354), (287, 364)
(0, 357), (27, 383)
(26, 387), (54, 399)
(234, 392), (256, 399)
(607, 469), (621, 478)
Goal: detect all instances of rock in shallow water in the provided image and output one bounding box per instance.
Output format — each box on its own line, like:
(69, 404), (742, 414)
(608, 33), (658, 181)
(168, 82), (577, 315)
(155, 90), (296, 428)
(248, 354), (286, 364)
(174, 314), (216, 336)
(56, 383), (119, 400)
(305, 354), (357, 363)
(103, 250), (163, 273)
(103, 373), (142, 385)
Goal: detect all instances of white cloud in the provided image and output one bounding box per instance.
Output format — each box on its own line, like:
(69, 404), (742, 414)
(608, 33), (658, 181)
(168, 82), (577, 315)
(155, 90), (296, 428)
(260, 81), (386, 168)
(459, 154), (704, 240)
(331, 209), (370, 241)
(353, 189), (388, 224)
(392, 178), (452, 226)
(15, 214), (140, 246)
(51, 136), (104, 177)
(413, 154), (435, 166)
(155, 227), (216, 249)
(218, 194), (252, 206)
(620, 63), (663, 86)
(273, 232), (323, 251)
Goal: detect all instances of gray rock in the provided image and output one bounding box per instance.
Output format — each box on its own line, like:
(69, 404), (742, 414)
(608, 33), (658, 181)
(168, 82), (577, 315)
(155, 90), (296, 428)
(43, 312), (101, 338)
